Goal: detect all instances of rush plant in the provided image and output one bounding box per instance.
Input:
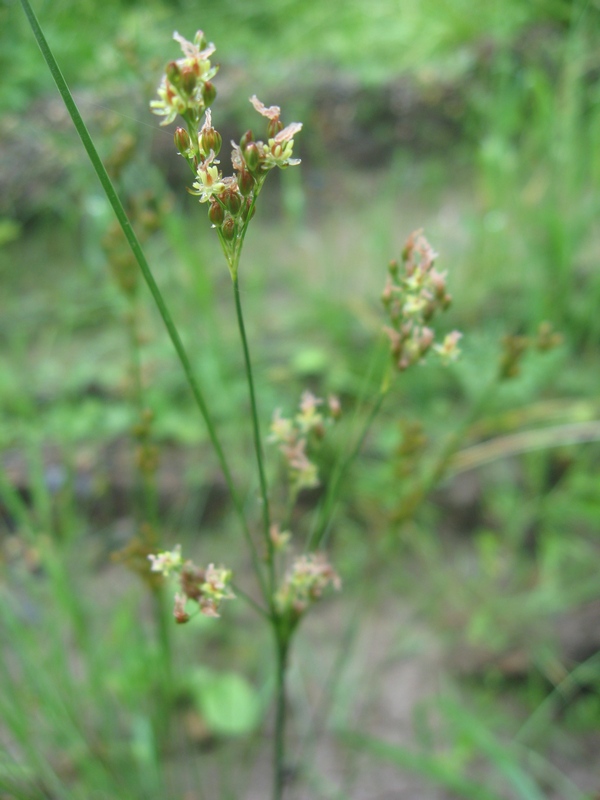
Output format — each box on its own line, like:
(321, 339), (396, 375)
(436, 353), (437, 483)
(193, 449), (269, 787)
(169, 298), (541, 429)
(17, 9), (491, 800)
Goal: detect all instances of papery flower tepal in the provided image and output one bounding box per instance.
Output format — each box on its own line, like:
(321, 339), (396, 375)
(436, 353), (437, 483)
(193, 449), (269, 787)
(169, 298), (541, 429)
(249, 95), (282, 121)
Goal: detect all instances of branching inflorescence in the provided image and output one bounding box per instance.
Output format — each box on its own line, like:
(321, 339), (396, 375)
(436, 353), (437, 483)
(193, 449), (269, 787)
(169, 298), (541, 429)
(151, 30), (302, 279)
(147, 31), (343, 631)
(146, 29), (461, 800)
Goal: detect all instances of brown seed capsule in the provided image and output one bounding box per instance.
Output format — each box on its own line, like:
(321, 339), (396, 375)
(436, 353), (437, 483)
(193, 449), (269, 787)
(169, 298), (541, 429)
(208, 201), (224, 226)
(238, 166), (254, 196)
(223, 190), (242, 216)
(222, 217), (236, 240)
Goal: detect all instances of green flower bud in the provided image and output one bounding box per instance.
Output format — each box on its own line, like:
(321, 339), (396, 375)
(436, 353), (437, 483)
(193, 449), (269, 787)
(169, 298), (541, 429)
(243, 142), (260, 172)
(202, 81), (217, 107)
(166, 61), (181, 85)
(238, 166), (254, 197)
(174, 127), (193, 156)
(240, 130), (254, 149)
(181, 67), (197, 96)
(209, 201), (224, 226)
(222, 217), (236, 240)
(267, 118), (283, 139)
(199, 126), (222, 157)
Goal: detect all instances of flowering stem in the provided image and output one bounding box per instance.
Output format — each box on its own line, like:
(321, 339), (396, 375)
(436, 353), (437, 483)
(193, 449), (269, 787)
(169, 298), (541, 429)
(232, 272), (275, 597)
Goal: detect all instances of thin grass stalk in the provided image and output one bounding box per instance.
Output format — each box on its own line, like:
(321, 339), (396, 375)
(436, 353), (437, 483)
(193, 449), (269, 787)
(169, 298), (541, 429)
(308, 390), (386, 552)
(232, 272), (275, 594)
(273, 631), (291, 800)
(230, 265), (290, 798)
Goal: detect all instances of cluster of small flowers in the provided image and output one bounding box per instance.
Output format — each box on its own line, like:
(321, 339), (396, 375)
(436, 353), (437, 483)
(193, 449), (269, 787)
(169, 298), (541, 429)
(381, 230), (462, 371)
(150, 31), (218, 128)
(148, 545), (235, 622)
(151, 32), (302, 261)
(275, 552), (341, 621)
(268, 392), (341, 495)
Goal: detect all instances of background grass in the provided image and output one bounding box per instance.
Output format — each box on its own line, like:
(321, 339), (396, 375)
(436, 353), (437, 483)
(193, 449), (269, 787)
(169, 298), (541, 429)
(2, 0), (600, 797)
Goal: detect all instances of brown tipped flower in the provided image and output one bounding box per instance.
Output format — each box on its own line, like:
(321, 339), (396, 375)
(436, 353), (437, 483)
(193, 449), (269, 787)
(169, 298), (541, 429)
(198, 112), (222, 157)
(267, 117), (284, 138)
(240, 129), (254, 149)
(173, 593), (191, 624)
(165, 61), (181, 85)
(174, 126), (194, 157)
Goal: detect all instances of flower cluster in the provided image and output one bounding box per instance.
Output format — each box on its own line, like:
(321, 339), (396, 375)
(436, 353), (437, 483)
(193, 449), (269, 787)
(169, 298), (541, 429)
(382, 230), (461, 371)
(151, 32), (302, 272)
(150, 31), (218, 127)
(188, 97), (302, 263)
(275, 552), (341, 622)
(268, 392), (341, 496)
(148, 546), (235, 622)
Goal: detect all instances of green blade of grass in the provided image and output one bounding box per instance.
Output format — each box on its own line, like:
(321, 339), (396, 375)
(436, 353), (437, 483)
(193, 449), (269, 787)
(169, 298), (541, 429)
(338, 730), (504, 800)
(439, 697), (546, 800)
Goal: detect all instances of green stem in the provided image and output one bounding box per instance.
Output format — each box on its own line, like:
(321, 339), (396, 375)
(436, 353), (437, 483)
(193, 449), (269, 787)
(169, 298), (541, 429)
(308, 391), (386, 551)
(232, 273), (275, 595)
(273, 627), (290, 800)
(151, 584), (173, 742)
(20, 0), (268, 603)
